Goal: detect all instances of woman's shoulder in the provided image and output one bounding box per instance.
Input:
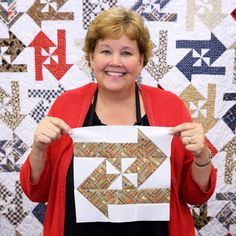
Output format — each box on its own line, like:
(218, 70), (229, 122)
(140, 83), (192, 124)
(58, 82), (97, 101)
(47, 83), (97, 120)
(140, 83), (181, 102)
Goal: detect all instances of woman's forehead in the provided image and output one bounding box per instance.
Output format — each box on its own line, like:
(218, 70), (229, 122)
(96, 35), (138, 47)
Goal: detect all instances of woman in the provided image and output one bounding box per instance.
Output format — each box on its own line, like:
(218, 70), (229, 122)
(20, 7), (216, 236)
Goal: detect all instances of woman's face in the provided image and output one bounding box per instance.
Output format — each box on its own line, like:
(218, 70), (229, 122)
(89, 34), (144, 94)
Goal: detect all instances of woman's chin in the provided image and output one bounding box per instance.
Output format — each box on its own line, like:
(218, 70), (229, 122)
(103, 84), (124, 92)
(97, 75), (135, 92)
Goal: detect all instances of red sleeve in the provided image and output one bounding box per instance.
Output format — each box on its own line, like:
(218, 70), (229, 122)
(182, 162), (217, 205)
(177, 102), (217, 205)
(20, 157), (51, 202)
(20, 98), (59, 202)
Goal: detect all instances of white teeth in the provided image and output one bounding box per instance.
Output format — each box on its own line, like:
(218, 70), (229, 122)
(106, 71), (124, 76)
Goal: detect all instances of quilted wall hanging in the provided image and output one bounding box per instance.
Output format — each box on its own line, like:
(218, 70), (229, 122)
(0, 1), (235, 235)
(72, 126), (172, 223)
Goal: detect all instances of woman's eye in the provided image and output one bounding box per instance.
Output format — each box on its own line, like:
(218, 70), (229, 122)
(122, 51), (132, 56)
(101, 50), (111, 54)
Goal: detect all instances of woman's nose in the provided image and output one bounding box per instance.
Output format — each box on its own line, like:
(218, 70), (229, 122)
(109, 54), (122, 66)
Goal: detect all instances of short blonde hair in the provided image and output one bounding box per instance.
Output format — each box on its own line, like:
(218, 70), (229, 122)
(83, 7), (153, 66)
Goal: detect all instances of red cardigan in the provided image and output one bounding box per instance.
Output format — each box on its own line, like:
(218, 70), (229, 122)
(20, 83), (217, 236)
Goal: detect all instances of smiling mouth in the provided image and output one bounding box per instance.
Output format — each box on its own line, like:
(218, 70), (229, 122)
(105, 71), (126, 77)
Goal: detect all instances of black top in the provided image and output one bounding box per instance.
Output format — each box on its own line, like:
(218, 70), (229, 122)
(64, 86), (169, 235)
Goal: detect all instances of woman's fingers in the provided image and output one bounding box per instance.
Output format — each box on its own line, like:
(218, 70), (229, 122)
(48, 117), (72, 135)
(170, 122), (206, 155)
(169, 122), (193, 135)
(33, 116), (72, 151)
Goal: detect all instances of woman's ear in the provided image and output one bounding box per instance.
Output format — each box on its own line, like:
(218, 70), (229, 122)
(89, 52), (94, 68)
(139, 53), (144, 68)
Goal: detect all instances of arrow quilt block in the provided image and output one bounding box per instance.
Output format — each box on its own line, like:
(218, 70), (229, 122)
(72, 126), (173, 223)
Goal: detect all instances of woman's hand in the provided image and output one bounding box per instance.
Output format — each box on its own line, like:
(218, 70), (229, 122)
(29, 116), (72, 183)
(32, 116), (72, 153)
(169, 122), (208, 159)
(169, 122), (213, 191)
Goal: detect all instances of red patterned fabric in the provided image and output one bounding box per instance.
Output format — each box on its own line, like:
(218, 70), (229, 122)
(231, 8), (236, 20)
